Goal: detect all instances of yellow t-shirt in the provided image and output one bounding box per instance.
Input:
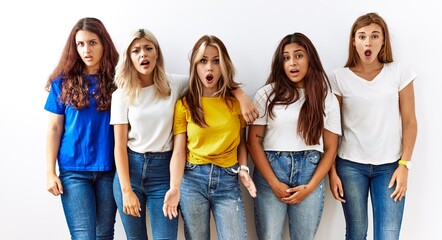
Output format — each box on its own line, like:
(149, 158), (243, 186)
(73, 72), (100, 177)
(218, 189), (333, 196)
(173, 96), (246, 168)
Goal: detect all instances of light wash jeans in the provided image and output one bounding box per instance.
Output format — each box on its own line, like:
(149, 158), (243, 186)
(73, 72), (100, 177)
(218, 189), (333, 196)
(113, 149), (178, 240)
(336, 157), (405, 240)
(59, 169), (117, 240)
(253, 150), (324, 240)
(180, 162), (247, 240)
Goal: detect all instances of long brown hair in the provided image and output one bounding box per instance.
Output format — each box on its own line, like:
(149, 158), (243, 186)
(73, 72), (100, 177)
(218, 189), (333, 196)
(345, 12), (393, 68)
(266, 32), (330, 145)
(45, 17), (118, 111)
(185, 35), (240, 127)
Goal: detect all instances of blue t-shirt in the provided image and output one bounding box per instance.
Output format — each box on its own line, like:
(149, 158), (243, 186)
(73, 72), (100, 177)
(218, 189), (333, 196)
(44, 75), (114, 171)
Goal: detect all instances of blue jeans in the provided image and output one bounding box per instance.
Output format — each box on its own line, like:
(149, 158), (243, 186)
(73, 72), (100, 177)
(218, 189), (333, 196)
(59, 169), (117, 240)
(253, 150), (324, 240)
(180, 163), (247, 240)
(336, 157), (405, 240)
(113, 149), (177, 240)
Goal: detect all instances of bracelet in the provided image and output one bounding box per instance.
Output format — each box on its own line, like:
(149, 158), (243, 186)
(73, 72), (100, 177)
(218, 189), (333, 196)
(239, 165), (250, 174)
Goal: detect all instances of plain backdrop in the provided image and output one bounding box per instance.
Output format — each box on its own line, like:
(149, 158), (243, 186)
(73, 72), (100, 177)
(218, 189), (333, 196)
(0, 0), (440, 239)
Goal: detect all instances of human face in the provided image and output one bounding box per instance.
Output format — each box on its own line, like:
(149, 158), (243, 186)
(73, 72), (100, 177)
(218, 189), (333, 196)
(76, 30), (103, 74)
(129, 38), (158, 84)
(353, 23), (384, 65)
(283, 43), (309, 88)
(197, 45), (221, 96)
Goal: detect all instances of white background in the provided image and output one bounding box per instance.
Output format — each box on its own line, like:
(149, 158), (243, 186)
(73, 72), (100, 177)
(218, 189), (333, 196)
(0, 0), (440, 239)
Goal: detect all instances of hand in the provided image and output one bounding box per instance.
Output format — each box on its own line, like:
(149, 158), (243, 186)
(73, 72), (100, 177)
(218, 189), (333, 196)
(162, 187), (180, 220)
(122, 190), (141, 217)
(238, 94), (259, 124)
(47, 173), (63, 196)
(329, 172), (346, 203)
(270, 181), (291, 201)
(389, 165), (408, 202)
(282, 184), (312, 204)
(239, 170), (257, 198)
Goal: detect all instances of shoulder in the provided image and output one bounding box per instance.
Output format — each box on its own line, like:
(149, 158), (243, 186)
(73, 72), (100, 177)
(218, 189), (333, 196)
(256, 83), (274, 95)
(168, 73), (188, 85)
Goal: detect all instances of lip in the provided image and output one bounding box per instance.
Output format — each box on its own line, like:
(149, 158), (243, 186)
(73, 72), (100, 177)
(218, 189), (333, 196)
(140, 59), (150, 68)
(206, 74), (214, 81)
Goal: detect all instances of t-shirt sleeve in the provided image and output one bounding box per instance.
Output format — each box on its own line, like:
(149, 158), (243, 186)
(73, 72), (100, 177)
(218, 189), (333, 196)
(252, 87), (268, 126)
(328, 71), (342, 96)
(110, 89), (129, 125)
(397, 63), (417, 91)
(44, 79), (65, 114)
(170, 73), (189, 98)
(324, 91), (342, 135)
(173, 99), (188, 135)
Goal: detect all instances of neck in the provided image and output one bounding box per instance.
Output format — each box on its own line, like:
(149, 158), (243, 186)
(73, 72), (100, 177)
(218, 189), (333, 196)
(138, 72), (154, 87)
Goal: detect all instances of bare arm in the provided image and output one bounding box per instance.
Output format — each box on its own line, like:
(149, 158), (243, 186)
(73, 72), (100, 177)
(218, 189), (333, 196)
(328, 94), (345, 202)
(231, 87), (259, 123)
(247, 125), (290, 200)
(389, 81), (417, 201)
(238, 128), (256, 197)
(163, 133), (187, 219)
(114, 124), (141, 217)
(46, 113), (64, 196)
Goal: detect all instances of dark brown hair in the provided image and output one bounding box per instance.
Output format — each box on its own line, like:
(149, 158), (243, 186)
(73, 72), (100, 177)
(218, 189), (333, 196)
(266, 32), (330, 145)
(45, 17), (118, 111)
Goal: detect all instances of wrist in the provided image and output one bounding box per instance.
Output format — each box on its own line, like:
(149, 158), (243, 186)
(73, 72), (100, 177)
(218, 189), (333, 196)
(238, 165), (250, 174)
(398, 159), (412, 170)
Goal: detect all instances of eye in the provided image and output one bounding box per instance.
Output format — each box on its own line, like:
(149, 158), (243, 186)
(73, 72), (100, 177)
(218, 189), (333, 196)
(145, 46), (153, 51)
(372, 35), (379, 39)
(131, 48), (139, 54)
(282, 55), (290, 61)
(358, 35), (366, 40)
(89, 40), (97, 46)
(213, 59), (220, 64)
(77, 42), (84, 47)
(295, 54), (303, 59)
(200, 59), (207, 64)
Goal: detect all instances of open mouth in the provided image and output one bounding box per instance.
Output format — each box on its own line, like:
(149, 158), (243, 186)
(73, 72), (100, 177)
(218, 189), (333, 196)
(141, 60), (150, 66)
(290, 69), (299, 74)
(206, 74), (214, 82)
(365, 50), (372, 57)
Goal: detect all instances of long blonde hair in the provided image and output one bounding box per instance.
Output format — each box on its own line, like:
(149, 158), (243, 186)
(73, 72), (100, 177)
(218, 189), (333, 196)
(185, 35), (240, 127)
(114, 28), (170, 104)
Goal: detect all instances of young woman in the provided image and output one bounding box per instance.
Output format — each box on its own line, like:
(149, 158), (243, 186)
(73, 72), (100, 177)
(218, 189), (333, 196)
(45, 17), (119, 239)
(162, 35), (257, 240)
(247, 32), (341, 240)
(328, 12), (417, 240)
(111, 30), (257, 240)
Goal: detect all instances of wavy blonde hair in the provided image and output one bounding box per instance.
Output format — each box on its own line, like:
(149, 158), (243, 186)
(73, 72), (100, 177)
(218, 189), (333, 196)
(114, 28), (170, 104)
(185, 35), (240, 127)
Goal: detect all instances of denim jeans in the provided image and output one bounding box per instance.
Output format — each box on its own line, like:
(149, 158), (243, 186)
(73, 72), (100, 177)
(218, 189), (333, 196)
(113, 149), (177, 240)
(59, 169), (117, 240)
(180, 163), (247, 240)
(253, 150), (324, 240)
(336, 157), (405, 240)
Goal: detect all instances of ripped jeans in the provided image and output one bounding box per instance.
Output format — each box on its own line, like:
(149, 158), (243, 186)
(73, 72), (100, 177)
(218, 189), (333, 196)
(179, 162), (247, 240)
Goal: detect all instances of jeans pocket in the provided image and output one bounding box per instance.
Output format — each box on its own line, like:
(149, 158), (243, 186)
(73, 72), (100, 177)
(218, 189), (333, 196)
(306, 150), (321, 165)
(223, 165), (239, 176)
(184, 162), (197, 171)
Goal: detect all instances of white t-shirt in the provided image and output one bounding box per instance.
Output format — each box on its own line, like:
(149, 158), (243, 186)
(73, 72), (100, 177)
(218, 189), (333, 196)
(252, 83), (341, 152)
(329, 62), (417, 165)
(110, 73), (188, 153)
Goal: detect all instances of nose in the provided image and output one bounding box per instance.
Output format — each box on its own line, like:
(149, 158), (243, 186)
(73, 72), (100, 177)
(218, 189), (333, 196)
(207, 62), (213, 72)
(289, 58), (297, 66)
(365, 38), (371, 47)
